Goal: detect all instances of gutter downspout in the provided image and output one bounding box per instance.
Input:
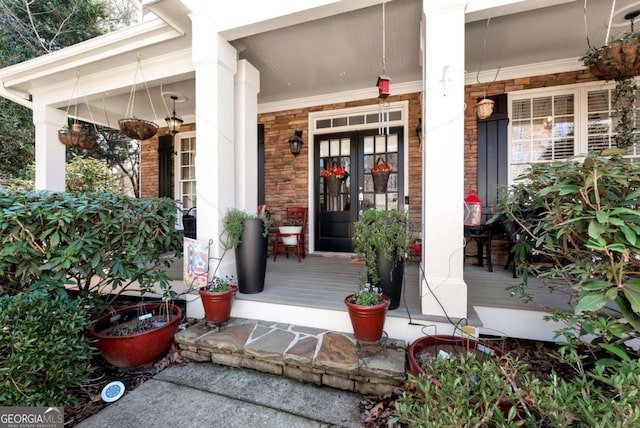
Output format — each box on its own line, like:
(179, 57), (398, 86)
(0, 84), (33, 110)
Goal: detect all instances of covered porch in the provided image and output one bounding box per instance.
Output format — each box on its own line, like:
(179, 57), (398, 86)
(178, 255), (570, 344)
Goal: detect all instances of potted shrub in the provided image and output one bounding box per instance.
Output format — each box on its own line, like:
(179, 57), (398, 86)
(278, 218), (304, 245)
(354, 209), (413, 310)
(344, 283), (390, 342)
(222, 207), (271, 294)
(199, 274), (238, 324)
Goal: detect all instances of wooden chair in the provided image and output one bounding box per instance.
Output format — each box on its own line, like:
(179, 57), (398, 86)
(273, 207), (308, 262)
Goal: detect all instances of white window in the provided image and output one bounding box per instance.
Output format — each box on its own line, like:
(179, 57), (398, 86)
(175, 131), (196, 224)
(509, 82), (640, 183)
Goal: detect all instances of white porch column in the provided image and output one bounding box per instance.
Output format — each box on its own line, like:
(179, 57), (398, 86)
(32, 103), (66, 191)
(420, 0), (467, 318)
(192, 5), (237, 272)
(234, 60), (260, 212)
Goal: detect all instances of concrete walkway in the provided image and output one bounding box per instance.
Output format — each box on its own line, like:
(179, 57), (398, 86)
(76, 362), (364, 427)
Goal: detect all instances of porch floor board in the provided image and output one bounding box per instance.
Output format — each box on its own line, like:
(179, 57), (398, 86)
(234, 255), (573, 326)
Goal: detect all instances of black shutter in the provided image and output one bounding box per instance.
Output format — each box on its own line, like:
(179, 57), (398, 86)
(477, 94), (508, 223)
(158, 134), (172, 198)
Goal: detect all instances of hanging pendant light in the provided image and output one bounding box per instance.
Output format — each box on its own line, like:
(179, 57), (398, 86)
(165, 95), (183, 135)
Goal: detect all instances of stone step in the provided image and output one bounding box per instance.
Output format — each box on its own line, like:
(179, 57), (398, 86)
(175, 318), (407, 395)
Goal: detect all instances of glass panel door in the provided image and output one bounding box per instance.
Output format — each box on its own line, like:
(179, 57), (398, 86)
(316, 134), (354, 252)
(315, 127), (404, 253)
(360, 132), (400, 212)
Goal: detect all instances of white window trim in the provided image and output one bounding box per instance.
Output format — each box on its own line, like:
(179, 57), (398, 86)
(506, 80), (633, 184)
(174, 130), (196, 228)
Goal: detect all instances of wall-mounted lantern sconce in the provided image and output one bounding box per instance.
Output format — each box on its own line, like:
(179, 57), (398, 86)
(416, 118), (422, 149)
(288, 130), (304, 156)
(165, 95), (183, 135)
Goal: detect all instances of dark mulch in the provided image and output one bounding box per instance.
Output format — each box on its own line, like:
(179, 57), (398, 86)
(64, 344), (188, 426)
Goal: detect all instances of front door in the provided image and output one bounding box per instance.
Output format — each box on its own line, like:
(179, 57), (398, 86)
(315, 127), (404, 252)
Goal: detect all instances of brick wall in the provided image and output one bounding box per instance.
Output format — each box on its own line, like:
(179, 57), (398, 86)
(463, 69), (597, 192)
(140, 123), (195, 199)
(463, 69), (598, 266)
(259, 93), (423, 239)
(139, 69), (597, 259)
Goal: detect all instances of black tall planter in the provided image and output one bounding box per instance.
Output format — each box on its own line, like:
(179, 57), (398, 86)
(235, 218), (268, 294)
(375, 249), (404, 310)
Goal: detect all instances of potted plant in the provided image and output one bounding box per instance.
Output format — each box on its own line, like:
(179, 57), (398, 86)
(278, 218), (304, 245)
(580, 15), (640, 152)
(344, 283), (390, 342)
(199, 275), (238, 324)
(222, 207), (271, 294)
(354, 209), (413, 310)
(407, 334), (503, 377)
(371, 158), (392, 194)
(321, 165), (349, 196)
(89, 300), (182, 368)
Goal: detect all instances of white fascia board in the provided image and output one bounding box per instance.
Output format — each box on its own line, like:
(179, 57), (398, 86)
(35, 48), (194, 106)
(0, 18), (181, 88)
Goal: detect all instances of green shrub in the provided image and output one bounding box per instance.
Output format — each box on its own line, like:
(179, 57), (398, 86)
(66, 155), (117, 194)
(491, 155), (640, 340)
(0, 190), (182, 306)
(392, 353), (529, 427)
(0, 292), (93, 405)
(392, 350), (640, 427)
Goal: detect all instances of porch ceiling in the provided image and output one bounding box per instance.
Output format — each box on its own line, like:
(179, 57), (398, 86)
(2, 0), (639, 123)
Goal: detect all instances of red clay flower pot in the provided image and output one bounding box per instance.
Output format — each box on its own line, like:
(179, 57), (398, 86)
(90, 302), (182, 369)
(408, 334), (503, 377)
(199, 285), (238, 323)
(344, 294), (390, 342)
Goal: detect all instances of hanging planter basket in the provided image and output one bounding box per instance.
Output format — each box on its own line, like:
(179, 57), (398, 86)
(371, 157), (392, 194)
(118, 118), (159, 141)
(326, 175), (342, 197)
(584, 36), (640, 81)
(58, 73), (100, 150)
(476, 98), (495, 120)
(58, 126), (98, 150)
(119, 56), (160, 140)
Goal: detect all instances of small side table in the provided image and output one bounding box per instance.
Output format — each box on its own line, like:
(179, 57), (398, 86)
(464, 224), (493, 272)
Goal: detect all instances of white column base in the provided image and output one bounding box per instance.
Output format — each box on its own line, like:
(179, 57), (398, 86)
(420, 276), (467, 319)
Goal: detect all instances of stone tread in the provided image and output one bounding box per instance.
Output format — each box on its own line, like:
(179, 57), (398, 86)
(175, 318), (407, 395)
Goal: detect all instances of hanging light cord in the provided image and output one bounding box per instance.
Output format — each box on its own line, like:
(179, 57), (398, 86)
(475, 17), (501, 98)
(583, 0), (592, 49)
(605, 0), (616, 45)
(381, 1), (386, 74)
